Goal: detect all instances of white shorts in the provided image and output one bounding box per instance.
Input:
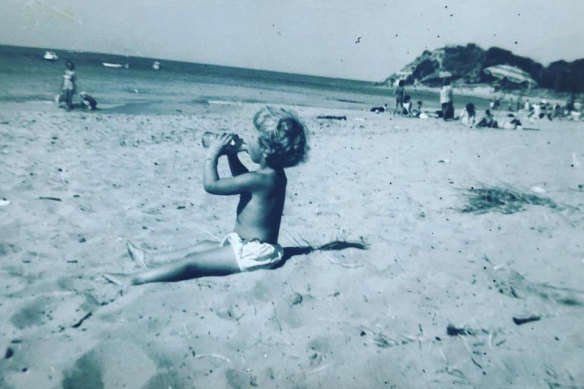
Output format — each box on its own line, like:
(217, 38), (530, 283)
(221, 233), (284, 271)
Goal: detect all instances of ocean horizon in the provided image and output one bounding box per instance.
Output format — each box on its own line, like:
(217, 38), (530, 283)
(0, 44), (490, 114)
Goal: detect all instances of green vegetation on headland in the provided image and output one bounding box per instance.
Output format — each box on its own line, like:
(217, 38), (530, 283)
(385, 43), (584, 94)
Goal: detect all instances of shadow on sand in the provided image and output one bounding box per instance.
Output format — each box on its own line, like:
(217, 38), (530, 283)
(275, 240), (369, 269)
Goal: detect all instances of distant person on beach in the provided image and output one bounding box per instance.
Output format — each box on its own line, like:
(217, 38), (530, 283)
(460, 103), (476, 126)
(60, 60), (76, 111)
(502, 114), (523, 130)
(402, 95), (412, 116)
(565, 94), (576, 113)
(526, 102), (536, 118)
(489, 97), (501, 110)
(440, 80), (454, 120)
(103, 107), (309, 286)
(553, 103), (562, 119)
(79, 92), (97, 110)
(476, 109), (498, 128)
(543, 101), (554, 120)
(565, 94), (582, 120)
(411, 100), (425, 118)
(370, 104), (388, 113)
(515, 96), (523, 112)
(394, 80), (406, 115)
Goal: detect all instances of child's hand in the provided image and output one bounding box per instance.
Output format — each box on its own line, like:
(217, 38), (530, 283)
(206, 133), (235, 158)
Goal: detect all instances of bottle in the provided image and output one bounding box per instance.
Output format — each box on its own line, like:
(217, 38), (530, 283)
(201, 131), (246, 153)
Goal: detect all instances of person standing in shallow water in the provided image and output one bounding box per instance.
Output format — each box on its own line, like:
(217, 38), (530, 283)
(440, 80), (454, 120)
(60, 61), (77, 111)
(103, 107), (309, 287)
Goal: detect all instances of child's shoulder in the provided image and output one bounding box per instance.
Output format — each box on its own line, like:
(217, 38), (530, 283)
(254, 167), (284, 179)
(250, 167), (285, 187)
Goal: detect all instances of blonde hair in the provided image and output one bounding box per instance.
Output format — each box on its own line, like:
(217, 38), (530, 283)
(253, 106), (309, 168)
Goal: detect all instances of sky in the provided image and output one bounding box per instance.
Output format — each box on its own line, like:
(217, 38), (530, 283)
(1, 0), (583, 81)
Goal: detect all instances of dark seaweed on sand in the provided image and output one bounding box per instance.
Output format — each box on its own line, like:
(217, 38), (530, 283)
(462, 187), (558, 214)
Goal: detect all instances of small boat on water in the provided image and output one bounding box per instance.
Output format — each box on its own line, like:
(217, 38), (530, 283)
(43, 51), (58, 61)
(102, 62), (130, 69)
(152, 61), (161, 70)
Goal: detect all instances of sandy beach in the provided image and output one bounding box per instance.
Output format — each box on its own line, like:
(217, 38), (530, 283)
(1, 99), (583, 388)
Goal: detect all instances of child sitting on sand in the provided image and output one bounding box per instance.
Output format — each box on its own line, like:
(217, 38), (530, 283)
(476, 109), (498, 128)
(79, 92), (97, 110)
(103, 106), (309, 286)
(410, 100), (425, 118)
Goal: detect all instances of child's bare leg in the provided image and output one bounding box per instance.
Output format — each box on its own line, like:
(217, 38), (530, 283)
(127, 240), (220, 268)
(131, 246), (239, 284)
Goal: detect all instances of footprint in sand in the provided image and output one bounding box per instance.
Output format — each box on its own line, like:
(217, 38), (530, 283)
(225, 368), (256, 389)
(10, 297), (54, 329)
(62, 340), (156, 389)
(215, 304), (246, 322)
(306, 337), (334, 369)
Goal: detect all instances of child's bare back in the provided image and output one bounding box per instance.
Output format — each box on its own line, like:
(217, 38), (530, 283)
(232, 167), (287, 244)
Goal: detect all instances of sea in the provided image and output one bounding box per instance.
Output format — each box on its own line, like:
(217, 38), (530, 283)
(0, 45), (490, 115)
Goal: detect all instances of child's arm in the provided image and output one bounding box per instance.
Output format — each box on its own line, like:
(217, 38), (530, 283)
(227, 154), (249, 176)
(204, 167), (270, 195)
(203, 134), (269, 195)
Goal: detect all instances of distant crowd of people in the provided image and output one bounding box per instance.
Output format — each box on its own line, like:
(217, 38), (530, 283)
(369, 78), (584, 130)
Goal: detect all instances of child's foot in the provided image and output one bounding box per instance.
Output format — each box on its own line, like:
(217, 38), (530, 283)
(102, 272), (135, 288)
(101, 273), (130, 287)
(126, 241), (148, 269)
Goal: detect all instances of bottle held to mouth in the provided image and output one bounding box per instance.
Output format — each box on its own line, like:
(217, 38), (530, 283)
(201, 131), (246, 153)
